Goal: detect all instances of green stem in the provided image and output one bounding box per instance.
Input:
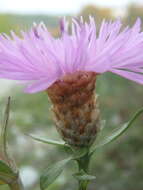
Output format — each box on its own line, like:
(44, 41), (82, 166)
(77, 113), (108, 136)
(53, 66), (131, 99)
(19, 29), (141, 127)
(78, 180), (89, 190)
(77, 152), (91, 190)
(8, 178), (24, 190)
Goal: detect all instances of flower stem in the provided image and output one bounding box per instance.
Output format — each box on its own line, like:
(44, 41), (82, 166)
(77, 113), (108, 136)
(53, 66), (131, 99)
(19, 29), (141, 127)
(78, 180), (89, 190)
(76, 152), (91, 190)
(8, 178), (24, 190)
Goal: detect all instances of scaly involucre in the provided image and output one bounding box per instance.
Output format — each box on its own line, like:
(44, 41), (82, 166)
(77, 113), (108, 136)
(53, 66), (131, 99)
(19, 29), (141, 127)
(0, 17), (143, 93)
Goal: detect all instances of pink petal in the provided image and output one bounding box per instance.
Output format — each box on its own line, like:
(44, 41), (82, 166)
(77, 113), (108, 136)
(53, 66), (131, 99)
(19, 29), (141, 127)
(24, 77), (58, 93)
(110, 69), (143, 84)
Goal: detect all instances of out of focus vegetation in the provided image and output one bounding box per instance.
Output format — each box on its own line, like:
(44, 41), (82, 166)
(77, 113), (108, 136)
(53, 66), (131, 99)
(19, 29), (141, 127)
(0, 3), (143, 190)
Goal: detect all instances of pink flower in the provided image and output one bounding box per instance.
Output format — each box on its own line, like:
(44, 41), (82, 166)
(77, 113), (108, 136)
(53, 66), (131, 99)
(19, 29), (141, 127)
(0, 17), (143, 93)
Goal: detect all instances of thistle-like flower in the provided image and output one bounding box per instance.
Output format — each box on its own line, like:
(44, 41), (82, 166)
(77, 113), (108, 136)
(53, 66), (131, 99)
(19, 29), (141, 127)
(0, 17), (143, 146)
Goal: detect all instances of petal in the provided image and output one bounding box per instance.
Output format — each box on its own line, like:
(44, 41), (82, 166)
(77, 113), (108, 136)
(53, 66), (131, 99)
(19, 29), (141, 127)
(24, 77), (58, 93)
(110, 69), (143, 84)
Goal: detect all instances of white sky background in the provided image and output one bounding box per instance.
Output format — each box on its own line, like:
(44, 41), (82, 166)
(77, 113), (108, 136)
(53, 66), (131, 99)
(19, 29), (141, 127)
(0, 0), (142, 14)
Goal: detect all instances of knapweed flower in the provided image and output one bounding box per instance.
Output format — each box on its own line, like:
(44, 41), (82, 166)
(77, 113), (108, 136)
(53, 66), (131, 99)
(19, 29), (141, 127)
(0, 17), (143, 146)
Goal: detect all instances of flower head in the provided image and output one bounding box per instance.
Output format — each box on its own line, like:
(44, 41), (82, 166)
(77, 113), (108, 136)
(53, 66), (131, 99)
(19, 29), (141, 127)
(0, 17), (143, 93)
(1, 17), (143, 147)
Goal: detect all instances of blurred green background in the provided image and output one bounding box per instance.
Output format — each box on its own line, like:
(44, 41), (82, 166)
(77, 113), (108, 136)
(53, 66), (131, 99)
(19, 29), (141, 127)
(0, 1), (143, 190)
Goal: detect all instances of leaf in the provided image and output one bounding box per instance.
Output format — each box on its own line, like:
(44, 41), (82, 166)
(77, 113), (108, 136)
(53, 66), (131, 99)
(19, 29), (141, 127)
(0, 160), (17, 184)
(73, 172), (96, 181)
(71, 147), (89, 159)
(0, 97), (17, 172)
(0, 97), (11, 160)
(27, 134), (68, 148)
(0, 160), (14, 175)
(0, 98), (21, 188)
(40, 157), (71, 190)
(90, 107), (143, 155)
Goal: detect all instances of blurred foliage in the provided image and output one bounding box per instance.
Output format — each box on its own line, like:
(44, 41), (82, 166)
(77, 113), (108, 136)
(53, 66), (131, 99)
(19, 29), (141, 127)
(78, 4), (113, 28)
(0, 2), (143, 190)
(125, 4), (143, 25)
(0, 15), (14, 33)
(0, 14), (61, 36)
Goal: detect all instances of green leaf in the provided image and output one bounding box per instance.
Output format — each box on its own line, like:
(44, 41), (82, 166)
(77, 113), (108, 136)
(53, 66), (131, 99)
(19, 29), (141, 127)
(0, 97), (20, 186)
(0, 160), (17, 184)
(90, 107), (143, 155)
(40, 157), (71, 190)
(73, 171), (96, 181)
(71, 147), (89, 159)
(0, 97), (11, 160)
(0, 98), (18, 181)
(27, 134), (68, 148)
(0, 160), (14, 174)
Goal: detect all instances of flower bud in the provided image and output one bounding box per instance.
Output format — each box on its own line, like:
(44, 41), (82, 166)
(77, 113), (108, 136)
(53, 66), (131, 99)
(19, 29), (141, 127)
(47, 71), (100, 147)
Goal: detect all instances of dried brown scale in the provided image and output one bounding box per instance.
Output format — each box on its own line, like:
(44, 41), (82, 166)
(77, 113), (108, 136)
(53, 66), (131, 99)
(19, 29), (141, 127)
(47, 71), (101, 147)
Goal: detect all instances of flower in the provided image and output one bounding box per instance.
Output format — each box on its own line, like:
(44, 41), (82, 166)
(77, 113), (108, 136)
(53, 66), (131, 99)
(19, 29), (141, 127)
(0, 17), (143, 93)
(0, 17), (143, 147)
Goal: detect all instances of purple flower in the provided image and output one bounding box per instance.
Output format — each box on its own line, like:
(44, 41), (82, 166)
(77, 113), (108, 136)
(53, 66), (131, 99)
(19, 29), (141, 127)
(0, 17), (143, 93)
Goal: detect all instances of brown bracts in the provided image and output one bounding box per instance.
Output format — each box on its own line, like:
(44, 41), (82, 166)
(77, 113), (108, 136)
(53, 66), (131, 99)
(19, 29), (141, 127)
(47, 71), (100, 147)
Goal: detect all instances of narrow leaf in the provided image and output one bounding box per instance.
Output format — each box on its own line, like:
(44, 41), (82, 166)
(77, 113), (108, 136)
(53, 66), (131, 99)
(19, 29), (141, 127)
(72, 147), (89, 159)
(0, 97), (11, 160)
(0, 160), (14, 175)
(0, 160), (17, 184)
(0, 97), (17, 173)
(90, 108), (143, 154)
(40, 157), (71, 190)
(27, 134), (68, 148)
(0, 98), (19, 186)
